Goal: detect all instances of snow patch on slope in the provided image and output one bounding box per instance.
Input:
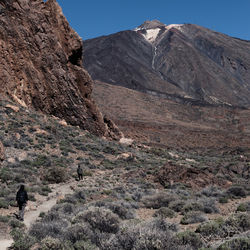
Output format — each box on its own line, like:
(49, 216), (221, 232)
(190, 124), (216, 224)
(166, 24), (183, 31)
(142, 28), (161, 43)
(135, 23), (184, 44)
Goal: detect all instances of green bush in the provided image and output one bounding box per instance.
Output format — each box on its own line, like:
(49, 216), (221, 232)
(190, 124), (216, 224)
(0, 198), (9, 208)
(9, 219), (25, 229)
(196, 218), (224, 237)
(0, 168), (13, 182)
(40, 236), (64, 250)
(74, 240), (98, 250)
(73, 207), (120, 233)
(217, 238), (250, 250)
(142, 192), (176, 209)
(181, 211), (207, 225)
(11, 229), (36, 250)
(226, 186), (246, 198)
(153, 207), (175, 218)
(237, 203), (247, 212)
(169, 200), (186, 212)
(219, 196), (228, 204)
(0, 215), (10, 223)
(175, 231), (203, 249)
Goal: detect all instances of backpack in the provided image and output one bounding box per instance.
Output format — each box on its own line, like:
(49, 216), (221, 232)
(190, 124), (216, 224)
(77, 167), (83, 175)
(17, 191), (26, 203)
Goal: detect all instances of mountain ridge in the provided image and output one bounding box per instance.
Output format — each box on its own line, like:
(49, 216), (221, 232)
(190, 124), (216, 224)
(84, 20), (250, 108)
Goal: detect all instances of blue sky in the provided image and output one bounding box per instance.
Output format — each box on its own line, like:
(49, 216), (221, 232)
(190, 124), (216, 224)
(56, 0), (250, 41)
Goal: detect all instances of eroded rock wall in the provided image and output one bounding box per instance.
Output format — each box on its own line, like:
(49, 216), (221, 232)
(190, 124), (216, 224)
(0, 0), (120, 138)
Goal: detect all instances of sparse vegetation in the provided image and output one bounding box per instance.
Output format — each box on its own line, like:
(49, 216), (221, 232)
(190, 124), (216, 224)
(0, 98), (250, 249)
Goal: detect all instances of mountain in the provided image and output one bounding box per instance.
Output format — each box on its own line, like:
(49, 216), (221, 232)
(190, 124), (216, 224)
(83, 20), (250, 107)
(0, 0), (121, 139)
(83, 20), (250, 148)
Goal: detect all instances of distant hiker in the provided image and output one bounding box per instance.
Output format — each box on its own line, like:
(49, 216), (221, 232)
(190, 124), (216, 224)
(77, 164), (83, 180)
(16, 184), (28, 221)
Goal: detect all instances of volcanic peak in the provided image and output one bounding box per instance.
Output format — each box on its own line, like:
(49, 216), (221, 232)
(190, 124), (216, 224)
(134, 20), (183, 43)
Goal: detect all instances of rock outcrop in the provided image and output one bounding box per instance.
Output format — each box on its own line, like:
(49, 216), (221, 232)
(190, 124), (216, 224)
(0, 0), (120, 138)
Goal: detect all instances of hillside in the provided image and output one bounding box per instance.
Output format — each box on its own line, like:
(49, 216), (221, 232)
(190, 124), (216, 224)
(0, 97), (249, 250)
(92, 81), (250, 150)
(83, 20), (250, 148)
(84, 20), (250, 107)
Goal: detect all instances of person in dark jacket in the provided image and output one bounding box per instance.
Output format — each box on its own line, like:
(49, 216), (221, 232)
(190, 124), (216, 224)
(77, 164), (83, 181)
(16, 184), (28, 221)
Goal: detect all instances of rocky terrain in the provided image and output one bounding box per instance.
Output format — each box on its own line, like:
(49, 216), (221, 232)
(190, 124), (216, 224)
(0, 0), (120, 138)
(93, 81), (250, 150)
(0, 97), (249, 250)
(0, 1), (249, 249)
(83, 21), (250, 149)
(84, 20), (250, 107)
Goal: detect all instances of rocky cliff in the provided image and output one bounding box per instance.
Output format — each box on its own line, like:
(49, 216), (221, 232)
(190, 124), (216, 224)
(0, 0), (120, 138)
(84, 20), (250, 107)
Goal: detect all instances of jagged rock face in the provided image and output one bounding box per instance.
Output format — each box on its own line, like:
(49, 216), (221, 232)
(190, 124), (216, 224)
(83, 20), (250, 107)
(0, 0), (120, 138)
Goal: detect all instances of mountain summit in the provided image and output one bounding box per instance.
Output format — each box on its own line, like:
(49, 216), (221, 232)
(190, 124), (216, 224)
(135, 20), (167, 30)
(83, 21), (250, 107)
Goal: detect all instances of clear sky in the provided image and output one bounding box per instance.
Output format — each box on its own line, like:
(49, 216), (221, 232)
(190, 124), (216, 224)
(56, 0), (250, 41)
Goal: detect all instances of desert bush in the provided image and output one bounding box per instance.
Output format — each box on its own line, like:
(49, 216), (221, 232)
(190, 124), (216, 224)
(74, 240), (98, 250)
(73, 207), (120, 233)
(63, 223), (93, 244)
(0, 215), (10, 223)
(219, 196), (228, 204)
(40, 236), (64, 250)
(153, 207), (175, 218)
(200, 198), (219, 214)
(11, 229), (36, 250)
(217, 237), (250, 250)
(93, 200), (135, 220)
(236, 202), (250, 212)
(9, 218), (25, 229)
(175, 230), (203, 249)
(43, 166), (68, 183)
(182, 202), (203, 214)
(31, 155), (51, 168)
(0, 198), (8, 208)
(200, 186), (223, 197)
(197, 213), (250, 240)
(232, 213), (250, 231)
(142, 192), (176, 209)
(73, 190), (86, 203)
(237, 203), (247, 212)
(102, 219), (181, 250)
(169, 200), (186, 212)
(0, 168), (13, 182)
(29, 219), (68, 241)
(52, 202), (75, 215)
(196, 217), (225, 237)
(226, 186), (246, 198)
(181, 211), (207, 225)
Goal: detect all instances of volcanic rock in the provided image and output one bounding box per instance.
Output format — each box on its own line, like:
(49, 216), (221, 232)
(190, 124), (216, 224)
(84, 20), (250, 107)
(0, 0), (120, 138)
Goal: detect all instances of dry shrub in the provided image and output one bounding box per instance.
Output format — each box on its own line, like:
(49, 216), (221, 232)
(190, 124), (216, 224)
(43, 166), (68, 183)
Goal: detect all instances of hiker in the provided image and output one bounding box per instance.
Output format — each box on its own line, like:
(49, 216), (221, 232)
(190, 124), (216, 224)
(77, 164), (83, 181)
(16, 184), (28, 221)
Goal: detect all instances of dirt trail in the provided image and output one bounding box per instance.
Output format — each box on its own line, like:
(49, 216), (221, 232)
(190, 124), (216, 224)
(0, 181), (76, 250)
(0, 170), (114, 250)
